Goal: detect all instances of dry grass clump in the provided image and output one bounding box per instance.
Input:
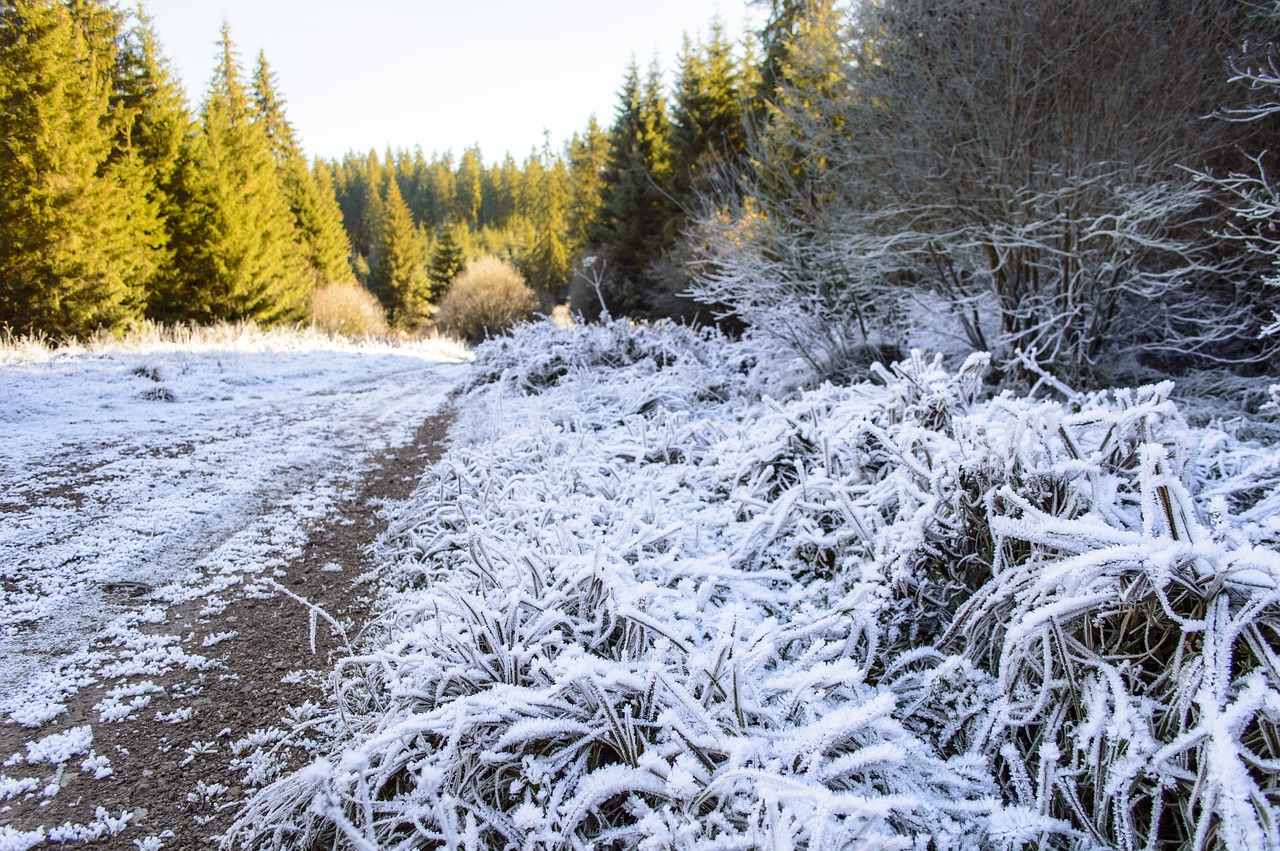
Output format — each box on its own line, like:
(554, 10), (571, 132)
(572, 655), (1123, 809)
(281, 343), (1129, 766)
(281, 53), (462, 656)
(434, 256), (536, 341)
(309, 283), (389, 338)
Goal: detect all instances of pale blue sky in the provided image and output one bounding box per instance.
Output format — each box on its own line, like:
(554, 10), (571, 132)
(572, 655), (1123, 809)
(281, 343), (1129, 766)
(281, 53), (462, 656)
(141, 1), (763, 162)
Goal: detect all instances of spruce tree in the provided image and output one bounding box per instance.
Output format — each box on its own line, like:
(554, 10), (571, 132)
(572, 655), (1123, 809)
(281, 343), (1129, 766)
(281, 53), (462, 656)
(454, 147), (484, 229)
(369, 172), (429, 326)
(566, 116), (608, 254)
(331, 150), (385, 268)
(592, 58), (675, 314)
(0, 0), (159, 336)
(161, 24), (309, 323)
(114, 6), (191, 315)
(252, 51), (352, 285)
(754, 0), (814, 110)
(493, 154), (521, 228)
(113, 7), (187, 174)
(520, 139), (571, 300)
(427, 222), (466, 301)
(424, 153), (456, 229)
(670, 20), (747, 204)
(752, 0), (848, 210)
(309, 159), (355, 279)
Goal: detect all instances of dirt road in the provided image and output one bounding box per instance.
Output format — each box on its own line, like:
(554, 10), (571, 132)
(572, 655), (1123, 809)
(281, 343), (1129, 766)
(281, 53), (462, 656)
(0, 346), (465, 848)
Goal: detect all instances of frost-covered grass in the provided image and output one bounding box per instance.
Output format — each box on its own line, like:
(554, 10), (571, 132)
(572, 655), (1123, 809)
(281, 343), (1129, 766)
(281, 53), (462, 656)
(227, 320), (1280, 850)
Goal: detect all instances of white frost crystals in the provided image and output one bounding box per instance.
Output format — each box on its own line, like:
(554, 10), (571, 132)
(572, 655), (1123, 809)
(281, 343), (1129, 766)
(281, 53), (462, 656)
(226, 320), (1280, 850)
(0, 325), (471, 845)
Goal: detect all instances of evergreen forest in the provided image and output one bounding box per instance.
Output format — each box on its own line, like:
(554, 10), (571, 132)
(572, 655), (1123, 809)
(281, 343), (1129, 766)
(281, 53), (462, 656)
(0, 0), (760, 339)
(4, 0), (1280, 385)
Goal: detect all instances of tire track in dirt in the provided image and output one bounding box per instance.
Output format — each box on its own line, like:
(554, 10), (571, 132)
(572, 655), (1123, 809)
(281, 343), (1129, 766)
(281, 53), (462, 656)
(0, 408), (454, 849)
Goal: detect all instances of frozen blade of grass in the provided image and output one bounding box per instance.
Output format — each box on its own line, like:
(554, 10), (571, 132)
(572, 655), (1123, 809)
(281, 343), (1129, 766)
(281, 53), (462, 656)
(558, 764), (669, 834)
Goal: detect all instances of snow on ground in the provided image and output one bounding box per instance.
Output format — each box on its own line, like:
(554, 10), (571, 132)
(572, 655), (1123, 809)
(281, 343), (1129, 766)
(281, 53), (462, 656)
(226, 319), (1280, 850)
(0, 328), (469, 730)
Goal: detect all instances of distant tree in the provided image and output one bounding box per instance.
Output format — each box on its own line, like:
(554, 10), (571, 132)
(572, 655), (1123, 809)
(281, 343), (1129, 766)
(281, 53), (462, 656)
(518, 138), (572, 300)
(592, 59), (675, 314)
(369, 171), (429, 326)
(490, 153), (522, 229)
(158, 24), (309, 324)
(0, 0), (161, 336)
(427, 221), (466, 301)
(423, 152), (456, 228)
(252, 51), (352, 285)
(566, 116), (609, 254)
(306, 159), (356, 280)
(454, 147), (484, 229)
(670, 19), (748, 204)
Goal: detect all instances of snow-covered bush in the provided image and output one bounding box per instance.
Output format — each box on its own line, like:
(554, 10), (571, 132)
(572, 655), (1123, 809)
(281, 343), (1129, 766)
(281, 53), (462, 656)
(225, 321), (1280, 850)
(848, 358), (1280, 847)
(462, 316), (743, 399)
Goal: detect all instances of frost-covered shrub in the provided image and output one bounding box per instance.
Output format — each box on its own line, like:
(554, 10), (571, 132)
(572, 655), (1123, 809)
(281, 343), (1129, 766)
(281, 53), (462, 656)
(225, 326), (1037, 849)
(723, 352), (1280, 849)
(226, 324), (1280, 850)
(462, 314), (744, 399)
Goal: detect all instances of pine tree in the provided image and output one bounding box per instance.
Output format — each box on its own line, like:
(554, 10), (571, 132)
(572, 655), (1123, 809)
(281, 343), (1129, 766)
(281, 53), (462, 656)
(592, 58), (675, 314)
(252, 51), (352, 285)
(369, 171), (429, 326)
(0, 0), (159, 336)
(427, 221), (466, 300)
(160, 24), (310, 323)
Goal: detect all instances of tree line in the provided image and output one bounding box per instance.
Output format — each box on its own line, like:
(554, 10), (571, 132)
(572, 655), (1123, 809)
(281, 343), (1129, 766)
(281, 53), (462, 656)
(0, 1), (357, 336)
(324, 15), (760, 328)
(7, 0), (1280, 388)
(0, 0), (765, 337)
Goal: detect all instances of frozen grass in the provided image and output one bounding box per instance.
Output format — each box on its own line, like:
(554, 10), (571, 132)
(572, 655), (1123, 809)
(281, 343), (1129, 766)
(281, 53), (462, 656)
(0, 319), (472, 366)
(226, 319), (1280, 850)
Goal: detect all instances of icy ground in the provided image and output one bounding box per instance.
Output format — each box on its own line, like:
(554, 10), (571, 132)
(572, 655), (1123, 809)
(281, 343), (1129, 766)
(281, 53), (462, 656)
(0, 330), (469, 847)
(227, 320), (1280, 850)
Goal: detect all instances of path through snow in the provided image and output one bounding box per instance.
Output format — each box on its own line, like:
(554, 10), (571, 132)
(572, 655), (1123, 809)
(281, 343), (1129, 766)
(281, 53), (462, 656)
(0, 337), (467, 847)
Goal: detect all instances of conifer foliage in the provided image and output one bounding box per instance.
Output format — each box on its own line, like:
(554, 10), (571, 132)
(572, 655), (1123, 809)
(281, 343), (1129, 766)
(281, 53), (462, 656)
(0, 3), (356, 337)
(0, 0), (160, 337)
(158, 26), (311, 324)
(369, 169), (429, 326)
(252, 52), (353, 288)
(590, 61), (676, 315)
